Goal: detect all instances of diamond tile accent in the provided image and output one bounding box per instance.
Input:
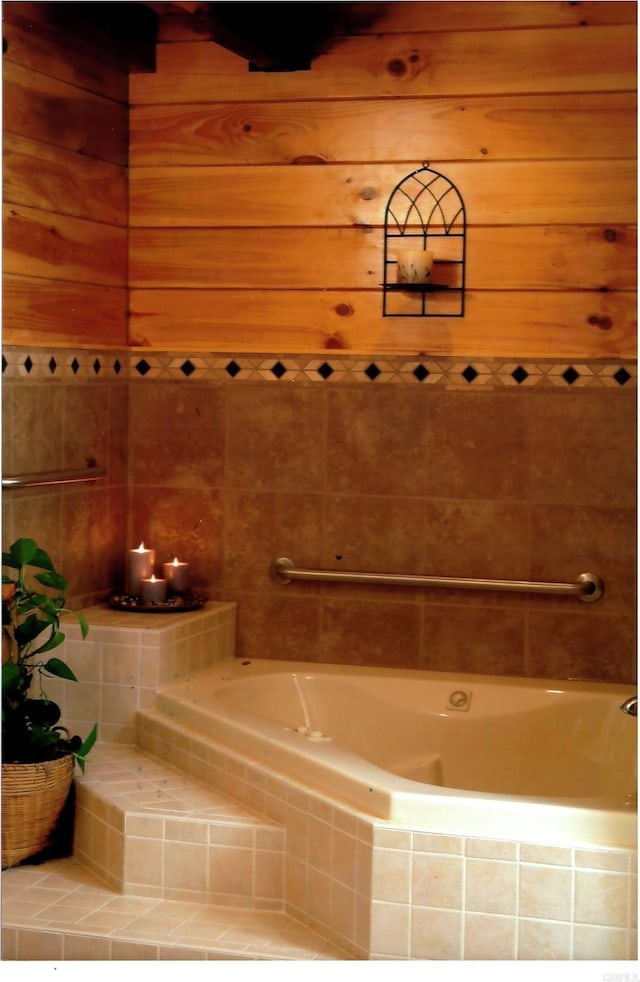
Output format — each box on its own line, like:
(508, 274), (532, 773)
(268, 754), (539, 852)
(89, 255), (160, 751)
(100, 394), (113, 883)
(1, 348), (635, 392)
(614, 367), (632, 386)
(563, 366), (580, 385)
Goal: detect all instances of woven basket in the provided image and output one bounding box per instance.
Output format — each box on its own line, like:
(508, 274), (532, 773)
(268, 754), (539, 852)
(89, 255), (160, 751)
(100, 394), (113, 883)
(2, 756), (74, 869)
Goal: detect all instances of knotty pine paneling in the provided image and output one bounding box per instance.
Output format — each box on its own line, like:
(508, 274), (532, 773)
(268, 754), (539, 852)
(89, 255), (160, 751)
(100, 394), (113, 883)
(129, 225), (636, 291)
(3, 274), (128, 348)
(133, 25), (636, 103)
(3, 204), (127, 286)
(2, 1), (129, 103)
(129, 160), (636, 228)
(3, 61), (128, 166)
(128, 288), (635, 359)
(130, 92), (637, 167)
(2, 3), (129, 348)
(129, 0), (636, 359)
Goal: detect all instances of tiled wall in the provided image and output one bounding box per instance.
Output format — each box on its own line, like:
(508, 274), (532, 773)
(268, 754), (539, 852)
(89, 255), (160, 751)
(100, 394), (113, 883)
(2, 347), (636, 684)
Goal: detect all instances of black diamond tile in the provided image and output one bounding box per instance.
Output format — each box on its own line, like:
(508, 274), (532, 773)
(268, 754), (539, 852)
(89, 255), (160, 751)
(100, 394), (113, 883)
(413, 364), (429, 382)
(512, 366), (528, 384)
(24, 356), (33, 374)
(114, 359), (121, 375)
(365, 363), (381, 380)
(271, 361), (286, 378)
(317, 362), (333, 380)
(93, 358), (101, 374)
(614, 367), (631, 386)
(462, 365), (477, 383)
(2, 356), (7, 373)
(225, 360), (241, 377)
(71, 357), (80, 375)
(135, 359), (151, 376)
(48, 357), (57, 374)
(180, 359), (196, 377)
(563, 366), (579, 385)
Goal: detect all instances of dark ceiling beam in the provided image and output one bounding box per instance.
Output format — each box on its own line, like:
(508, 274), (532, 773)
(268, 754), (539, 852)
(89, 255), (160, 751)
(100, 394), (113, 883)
(45, 1), (159, 73)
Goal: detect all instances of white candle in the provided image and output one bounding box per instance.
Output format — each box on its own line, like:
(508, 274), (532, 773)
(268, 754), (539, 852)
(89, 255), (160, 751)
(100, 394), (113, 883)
(162, 557), (190, 593)
(396, 248), (434, 284)
(141, 574), (167, 605)
(128, 542), (155, 597)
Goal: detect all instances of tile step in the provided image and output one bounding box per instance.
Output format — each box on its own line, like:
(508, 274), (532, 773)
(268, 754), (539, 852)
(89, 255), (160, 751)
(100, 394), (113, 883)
(73, 744), (286, 907)
(1, 858), (349, 960)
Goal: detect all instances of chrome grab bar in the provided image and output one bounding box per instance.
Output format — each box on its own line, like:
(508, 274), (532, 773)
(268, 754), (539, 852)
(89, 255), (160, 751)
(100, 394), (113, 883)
(2, 464), (106, 489)
(271, 558), (604, 603)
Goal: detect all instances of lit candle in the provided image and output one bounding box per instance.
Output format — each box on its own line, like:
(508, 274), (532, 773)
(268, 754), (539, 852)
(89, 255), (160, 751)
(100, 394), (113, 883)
(141, 574), (167, 605)
(396, 248), (434, 284)
(128, 542), (155, 597)
(162, 557), (190, 594)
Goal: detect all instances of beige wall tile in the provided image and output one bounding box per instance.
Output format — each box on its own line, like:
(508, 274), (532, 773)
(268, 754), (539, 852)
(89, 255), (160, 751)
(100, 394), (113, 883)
(412, 853), (463, 909)
(464, 912), (517, 959)
(465, 858), (518, 915)
(410, 906), (462, 960)
(517, 917), (572, 959)
(519, 864), (572, 921)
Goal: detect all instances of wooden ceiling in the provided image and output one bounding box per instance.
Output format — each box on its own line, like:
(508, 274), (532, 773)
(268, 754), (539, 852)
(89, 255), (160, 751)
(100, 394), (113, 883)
(41, 1), (387, 74)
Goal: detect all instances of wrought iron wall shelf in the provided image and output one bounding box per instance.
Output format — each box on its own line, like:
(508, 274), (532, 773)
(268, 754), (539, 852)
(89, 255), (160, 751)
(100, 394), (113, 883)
(383, 165), (466, 318)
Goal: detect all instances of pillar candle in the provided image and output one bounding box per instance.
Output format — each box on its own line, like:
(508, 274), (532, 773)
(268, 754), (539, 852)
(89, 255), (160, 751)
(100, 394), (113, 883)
(128, 542), (155, 597)
(141, 574), (167, 605)
(163, 557), (190, 593)
(396, 248), (434, 284)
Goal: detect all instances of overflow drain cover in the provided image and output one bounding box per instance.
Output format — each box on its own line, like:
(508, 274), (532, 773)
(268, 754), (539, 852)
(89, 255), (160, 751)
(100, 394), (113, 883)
(448, 689), (472, 711)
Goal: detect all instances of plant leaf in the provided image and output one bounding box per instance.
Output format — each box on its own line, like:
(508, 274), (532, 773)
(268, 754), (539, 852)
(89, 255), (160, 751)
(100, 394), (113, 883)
(9, 538), (38, 567)
(74, 723), (98, 773)
(35, 570), (67, 592)
(77, 612), (89, 640)
(43, 656), (78, 682)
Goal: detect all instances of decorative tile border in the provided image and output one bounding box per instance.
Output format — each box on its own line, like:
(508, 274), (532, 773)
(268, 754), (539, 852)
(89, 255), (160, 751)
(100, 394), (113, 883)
(2, 347), (636, 389)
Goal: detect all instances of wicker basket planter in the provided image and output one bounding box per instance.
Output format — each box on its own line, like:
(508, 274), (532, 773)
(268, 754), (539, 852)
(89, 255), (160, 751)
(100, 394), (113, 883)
(1, 755), (74, 869)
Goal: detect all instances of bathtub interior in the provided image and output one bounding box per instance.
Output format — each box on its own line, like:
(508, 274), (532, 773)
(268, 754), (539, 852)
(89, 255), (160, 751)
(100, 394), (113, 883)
(160, 657), (637, 802)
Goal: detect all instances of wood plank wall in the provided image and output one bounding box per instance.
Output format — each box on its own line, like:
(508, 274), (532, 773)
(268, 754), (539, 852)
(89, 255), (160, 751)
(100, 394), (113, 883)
(129, 0), (637, 357)
(2, 2), (129, 347)
(2, 2), (637, 358)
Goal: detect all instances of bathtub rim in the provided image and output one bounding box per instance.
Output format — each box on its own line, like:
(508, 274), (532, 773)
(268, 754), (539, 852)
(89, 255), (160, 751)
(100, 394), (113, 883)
(152, 655), (638, 849)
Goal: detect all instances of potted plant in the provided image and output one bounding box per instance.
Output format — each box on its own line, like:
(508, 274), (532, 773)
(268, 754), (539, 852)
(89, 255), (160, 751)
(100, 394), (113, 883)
(2, 537), (97, 868)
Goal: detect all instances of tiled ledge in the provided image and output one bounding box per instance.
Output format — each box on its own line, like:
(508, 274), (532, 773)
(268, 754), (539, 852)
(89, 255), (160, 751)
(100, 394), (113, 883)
(2, 347), (636, 389)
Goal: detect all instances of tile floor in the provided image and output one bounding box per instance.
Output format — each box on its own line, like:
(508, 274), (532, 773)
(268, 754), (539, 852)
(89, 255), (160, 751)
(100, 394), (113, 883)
(1, 857), (349, 960)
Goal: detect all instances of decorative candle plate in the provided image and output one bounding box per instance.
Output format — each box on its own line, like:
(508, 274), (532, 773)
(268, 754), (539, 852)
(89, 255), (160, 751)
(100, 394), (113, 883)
(108, 592), (207, 613)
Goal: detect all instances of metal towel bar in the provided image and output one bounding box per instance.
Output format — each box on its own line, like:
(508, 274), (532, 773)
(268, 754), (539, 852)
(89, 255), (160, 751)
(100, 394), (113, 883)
(2, 464), (106, 489)
(271, 558), (604, 603)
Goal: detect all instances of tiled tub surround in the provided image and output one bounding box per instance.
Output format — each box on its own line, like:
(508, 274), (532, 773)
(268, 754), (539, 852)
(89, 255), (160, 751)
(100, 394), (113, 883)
(2, 347), (637, 687)
(2, 607), (636, 961)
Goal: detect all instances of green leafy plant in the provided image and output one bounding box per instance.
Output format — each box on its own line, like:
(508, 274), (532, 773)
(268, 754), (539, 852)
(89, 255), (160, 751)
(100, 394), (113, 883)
(2, 537), (97, 771)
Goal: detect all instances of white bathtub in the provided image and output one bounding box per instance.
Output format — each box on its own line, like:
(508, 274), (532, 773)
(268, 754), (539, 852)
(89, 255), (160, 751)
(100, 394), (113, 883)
(154, 656), (638, 848)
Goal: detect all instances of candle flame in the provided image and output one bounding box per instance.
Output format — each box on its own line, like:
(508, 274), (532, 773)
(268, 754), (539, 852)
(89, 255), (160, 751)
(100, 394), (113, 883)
(136, 542), (145, 552)
(150, 574), (157, 582)
(172, 557), (179, 566)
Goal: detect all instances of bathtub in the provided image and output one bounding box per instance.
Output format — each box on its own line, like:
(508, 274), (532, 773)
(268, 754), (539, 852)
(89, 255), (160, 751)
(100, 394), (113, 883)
(154, 656), (637, 848)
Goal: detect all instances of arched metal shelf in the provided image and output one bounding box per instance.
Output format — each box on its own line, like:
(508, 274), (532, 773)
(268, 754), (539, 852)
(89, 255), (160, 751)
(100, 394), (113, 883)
(383, 165), (466, 317)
